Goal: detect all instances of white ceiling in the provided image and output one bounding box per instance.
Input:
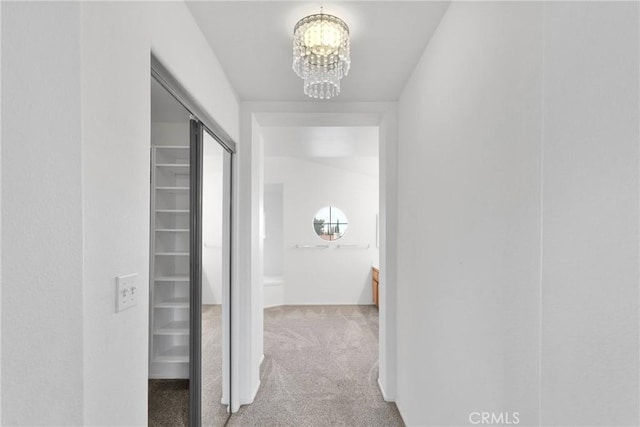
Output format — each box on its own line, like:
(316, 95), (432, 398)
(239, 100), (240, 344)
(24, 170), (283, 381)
(186, 1), (450, 102)
(262, 126), (379, 176)
(262, 126), (378, 157)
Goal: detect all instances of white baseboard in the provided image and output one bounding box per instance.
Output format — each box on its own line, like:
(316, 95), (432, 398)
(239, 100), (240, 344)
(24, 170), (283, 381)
(394, 399), (407, 426)
(239, 355), (265, 406)
(377, 377), (395, 402)
(240, 380), (261, 405)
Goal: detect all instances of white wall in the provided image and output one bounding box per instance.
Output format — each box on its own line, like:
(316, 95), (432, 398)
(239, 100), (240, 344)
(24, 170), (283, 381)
(396, 1), (638, 426)
(151, 122), (189, 147)
(202, 145), (224, 305)
(2, 3), (85, 425)
(263, 183), (284, 278)
(398, 3), (543, 424)
(540, 2), (639, 425)
(2, 2), (239, 425)
(81, 3), (238, 424)
(0, 2), (3, 422)
(234, 110), (264, 408)
(377, 107), (398, 401)
(263, 183), (284, 307)
(265, 157), (379, 305)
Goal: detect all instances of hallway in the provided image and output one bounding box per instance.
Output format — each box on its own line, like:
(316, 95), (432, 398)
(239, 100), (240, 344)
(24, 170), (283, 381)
(3, 1), (639, 425)
(227, 306), (403, 426)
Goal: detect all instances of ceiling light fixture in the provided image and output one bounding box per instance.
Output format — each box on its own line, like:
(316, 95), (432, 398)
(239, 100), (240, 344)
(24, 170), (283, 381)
(292, 8), (350, 99)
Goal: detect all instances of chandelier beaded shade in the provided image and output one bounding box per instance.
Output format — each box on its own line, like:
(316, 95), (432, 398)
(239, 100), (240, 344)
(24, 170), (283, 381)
(292, 10), (350, 99)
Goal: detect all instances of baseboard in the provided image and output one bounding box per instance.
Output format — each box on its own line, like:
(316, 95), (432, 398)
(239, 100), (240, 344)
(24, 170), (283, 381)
(263, 278), (284, 287)
(238, 355), (265, 406)
(377, 377), (395, 402)
(394, 399), (407, 426)
(240, 380), (261, 405)
(264, 303), (374, 307)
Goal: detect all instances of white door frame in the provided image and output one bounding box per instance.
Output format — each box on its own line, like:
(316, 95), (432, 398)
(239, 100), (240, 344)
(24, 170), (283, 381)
(231, 101), (398, 411)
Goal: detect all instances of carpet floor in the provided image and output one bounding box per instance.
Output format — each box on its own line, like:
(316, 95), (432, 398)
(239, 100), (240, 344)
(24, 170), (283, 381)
(227, 305), (404, 427)
(148, 379), (189, 426)
(149, 305), (403, 426)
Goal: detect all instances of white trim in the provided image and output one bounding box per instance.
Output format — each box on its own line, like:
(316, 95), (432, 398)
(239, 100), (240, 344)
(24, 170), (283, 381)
(236, 101), (398, 410)
(240, 380), (262, 406)
(263, 276), (284, 287)
(230, 127), (242, 413)
(394, 400), (408, 426)
(377, 377), (395, 402)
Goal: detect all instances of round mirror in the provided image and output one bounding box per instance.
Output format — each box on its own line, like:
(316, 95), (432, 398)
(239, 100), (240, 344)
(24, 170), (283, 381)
(313, 206), (348, 241)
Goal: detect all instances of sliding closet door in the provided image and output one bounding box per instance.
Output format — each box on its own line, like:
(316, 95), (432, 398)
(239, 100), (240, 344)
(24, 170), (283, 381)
(190, 120), (232, 427)
(201, 128), (232, 425)
(189, 120), (203, 425)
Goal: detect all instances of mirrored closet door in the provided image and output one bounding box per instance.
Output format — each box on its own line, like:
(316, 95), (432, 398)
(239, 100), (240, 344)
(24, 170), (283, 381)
(149, 66), (233, 427)
(190, 121), (233, 427)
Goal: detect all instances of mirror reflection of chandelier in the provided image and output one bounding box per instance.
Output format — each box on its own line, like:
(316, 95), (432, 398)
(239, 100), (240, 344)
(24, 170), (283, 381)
(292, 8), (350, 99)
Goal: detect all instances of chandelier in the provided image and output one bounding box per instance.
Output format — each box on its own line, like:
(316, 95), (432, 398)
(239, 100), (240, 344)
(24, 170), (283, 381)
(292, 9), (350, 99)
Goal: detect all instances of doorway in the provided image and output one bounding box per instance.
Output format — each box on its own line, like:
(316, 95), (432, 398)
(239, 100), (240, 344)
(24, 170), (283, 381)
(260, 125), (391, 424)
(233, 105), (398, 412)
(148, 59), (235, 427)
(224, 111), (402, 424)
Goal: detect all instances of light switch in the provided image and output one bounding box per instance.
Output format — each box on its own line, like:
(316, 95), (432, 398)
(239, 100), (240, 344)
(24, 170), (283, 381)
(116, 274), (138, 312)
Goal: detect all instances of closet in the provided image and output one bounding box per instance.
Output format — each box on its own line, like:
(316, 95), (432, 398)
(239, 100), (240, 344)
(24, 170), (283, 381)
(148, 62), (235, 426)
(150, 145), (191, 379)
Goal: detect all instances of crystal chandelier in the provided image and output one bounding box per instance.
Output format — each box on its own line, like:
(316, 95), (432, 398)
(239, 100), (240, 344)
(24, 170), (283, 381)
(292, 9), (350, 99)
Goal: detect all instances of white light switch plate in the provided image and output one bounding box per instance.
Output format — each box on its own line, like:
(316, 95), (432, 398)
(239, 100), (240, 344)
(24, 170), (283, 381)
(116, 274), (138, 312)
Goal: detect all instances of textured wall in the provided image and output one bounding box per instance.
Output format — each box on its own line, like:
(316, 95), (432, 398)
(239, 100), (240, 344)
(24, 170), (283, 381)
(81, 2), (239, 424)
(397, 2), (543, 424)
(1, 1), (239, 425)
(540, 2), (639, 424)
(396, 1), (639, 425)
(2, 3), (84, 424)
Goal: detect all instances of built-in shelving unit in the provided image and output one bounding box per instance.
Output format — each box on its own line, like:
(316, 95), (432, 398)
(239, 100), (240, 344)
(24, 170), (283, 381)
(149, 145), (190, 379)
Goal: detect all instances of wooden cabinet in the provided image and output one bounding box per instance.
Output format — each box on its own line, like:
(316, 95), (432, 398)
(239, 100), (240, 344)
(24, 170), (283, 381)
(372, 267), (379, 307)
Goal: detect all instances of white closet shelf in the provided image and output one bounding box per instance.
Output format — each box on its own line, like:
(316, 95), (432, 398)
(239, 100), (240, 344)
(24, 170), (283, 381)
(155, 276), (189, 282)
(155, 321), (189, 335)
(151, 144), (191, 378)
(155, 209), (189, 213)
(153, 345), (189, 363)
(156, 186), (189, 191)
(155, 297), (189, 308)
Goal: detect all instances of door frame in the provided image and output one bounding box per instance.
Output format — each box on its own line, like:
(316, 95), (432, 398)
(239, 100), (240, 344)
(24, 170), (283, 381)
(151, 55), (237, 426)
(235, 101), (398, 408)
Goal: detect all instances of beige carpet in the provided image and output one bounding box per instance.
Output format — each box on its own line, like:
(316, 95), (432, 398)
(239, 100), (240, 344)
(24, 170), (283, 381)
(149, 305), (403, 426)
(148, 378), (189, 426)
(201, 305), (229, 426)
(227, 305), (404, 427)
